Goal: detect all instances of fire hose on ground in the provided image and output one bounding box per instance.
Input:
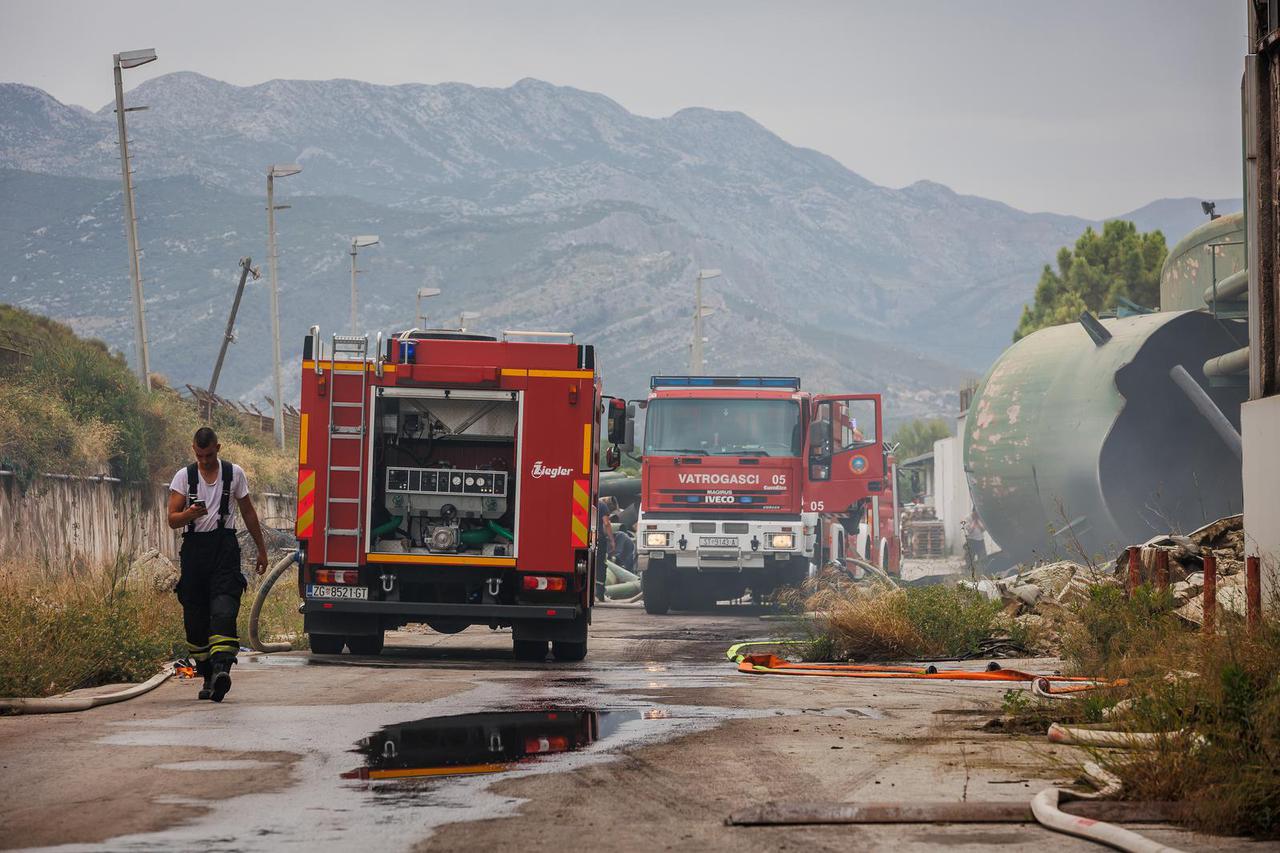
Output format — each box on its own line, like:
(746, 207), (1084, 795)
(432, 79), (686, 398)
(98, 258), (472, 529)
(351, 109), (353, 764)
(723, 641), (1180, 851)
(248, 550), (302, 653)
(0, 669), (173, 715)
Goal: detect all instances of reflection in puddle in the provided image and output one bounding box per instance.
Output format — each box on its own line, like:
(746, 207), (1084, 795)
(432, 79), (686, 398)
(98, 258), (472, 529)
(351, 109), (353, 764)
(342, 709), (642, 782)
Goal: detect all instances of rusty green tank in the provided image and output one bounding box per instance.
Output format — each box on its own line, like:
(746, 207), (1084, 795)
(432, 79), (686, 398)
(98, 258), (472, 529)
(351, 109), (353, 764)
(963, 309), (1246, 566)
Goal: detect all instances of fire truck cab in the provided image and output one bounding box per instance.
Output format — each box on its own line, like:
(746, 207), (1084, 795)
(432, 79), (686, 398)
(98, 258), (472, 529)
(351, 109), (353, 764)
(635, 376), (895, 613)
(295, 328), (613, 662)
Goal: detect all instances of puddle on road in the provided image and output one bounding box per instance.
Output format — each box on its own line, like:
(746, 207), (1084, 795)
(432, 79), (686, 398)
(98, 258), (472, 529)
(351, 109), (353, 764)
(38, 670), (772, 853)
(340, 708), (641, 783)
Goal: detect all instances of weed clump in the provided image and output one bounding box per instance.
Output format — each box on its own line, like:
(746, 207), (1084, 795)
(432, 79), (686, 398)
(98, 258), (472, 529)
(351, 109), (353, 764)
(0, 559), (184, 699)
(793, 572), (1007, 661)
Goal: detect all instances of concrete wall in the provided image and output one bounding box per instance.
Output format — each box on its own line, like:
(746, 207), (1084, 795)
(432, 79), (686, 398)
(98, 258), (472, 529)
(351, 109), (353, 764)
(1242, 396), (1280, 612)
(0, 473), (295, 569)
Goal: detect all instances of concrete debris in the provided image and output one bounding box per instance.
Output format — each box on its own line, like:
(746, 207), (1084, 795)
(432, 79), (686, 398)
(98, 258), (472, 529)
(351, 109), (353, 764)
(126, 548), (178, 593)
(1174, 572), (1248, 626)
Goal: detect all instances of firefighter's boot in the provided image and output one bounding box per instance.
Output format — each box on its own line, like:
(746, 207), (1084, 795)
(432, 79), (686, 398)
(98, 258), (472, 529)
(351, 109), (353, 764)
(209, 658), (233, 703)
(196, 660), (214, 700)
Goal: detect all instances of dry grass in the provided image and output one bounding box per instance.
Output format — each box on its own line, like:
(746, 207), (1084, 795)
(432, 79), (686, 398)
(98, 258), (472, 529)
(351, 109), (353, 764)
(995, 582), (1280, 839)
(788, 570), (1011, 660)
(0, 557), (184, 699)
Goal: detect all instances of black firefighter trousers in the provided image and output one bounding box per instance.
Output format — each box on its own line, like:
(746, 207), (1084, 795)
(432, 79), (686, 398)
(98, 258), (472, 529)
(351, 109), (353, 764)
(177, 529), (245, 670)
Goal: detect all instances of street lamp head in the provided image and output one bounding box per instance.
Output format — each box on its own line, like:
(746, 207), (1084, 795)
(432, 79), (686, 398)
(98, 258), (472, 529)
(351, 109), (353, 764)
(352, 235), (380, 248)
(417, 287), (442, 299)
(697, 268), (722, 280)
(115, 48), (158, 69)
(460, 311), (481, 321)
(269, 164), (303, 178)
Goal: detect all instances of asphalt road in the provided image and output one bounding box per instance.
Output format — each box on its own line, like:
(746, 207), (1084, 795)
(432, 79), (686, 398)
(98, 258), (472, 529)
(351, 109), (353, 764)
(0, 604), (1265, 852)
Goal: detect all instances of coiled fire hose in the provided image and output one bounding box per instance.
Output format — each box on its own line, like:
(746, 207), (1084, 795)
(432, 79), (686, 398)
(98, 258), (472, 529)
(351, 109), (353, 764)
(248, 550), (301, 653)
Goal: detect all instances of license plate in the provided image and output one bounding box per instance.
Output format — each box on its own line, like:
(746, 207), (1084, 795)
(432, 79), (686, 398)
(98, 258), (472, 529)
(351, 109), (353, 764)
(306, 584), (369, 600)
(700, 536), (738, 548)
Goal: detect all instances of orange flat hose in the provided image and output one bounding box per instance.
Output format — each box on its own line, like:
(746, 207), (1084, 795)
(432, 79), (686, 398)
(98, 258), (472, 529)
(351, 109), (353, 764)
(735, 653), (1120, 689)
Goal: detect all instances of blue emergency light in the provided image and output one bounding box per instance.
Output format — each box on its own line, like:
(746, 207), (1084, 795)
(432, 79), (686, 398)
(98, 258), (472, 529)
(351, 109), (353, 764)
(650, 376), (801, 390)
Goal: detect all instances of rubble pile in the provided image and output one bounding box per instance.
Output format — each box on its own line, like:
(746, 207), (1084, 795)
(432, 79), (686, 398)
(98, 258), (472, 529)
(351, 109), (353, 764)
(126, 548), (179, 593)
(1110, 514), (1248, 625)
(963, 560), (1117, 653)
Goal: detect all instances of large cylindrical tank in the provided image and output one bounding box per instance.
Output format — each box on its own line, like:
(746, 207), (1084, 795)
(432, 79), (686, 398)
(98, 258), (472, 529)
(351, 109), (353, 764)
(964, 310), (1246, 566)
(1160, 214), (1245, 311)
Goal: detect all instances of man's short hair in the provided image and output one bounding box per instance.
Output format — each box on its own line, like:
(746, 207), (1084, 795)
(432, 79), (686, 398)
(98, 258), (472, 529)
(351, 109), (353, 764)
(194, 427), (219, 448)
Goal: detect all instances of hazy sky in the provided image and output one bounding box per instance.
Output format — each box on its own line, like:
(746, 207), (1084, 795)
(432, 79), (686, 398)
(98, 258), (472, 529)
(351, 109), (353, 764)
(1, 1), (1246, 218)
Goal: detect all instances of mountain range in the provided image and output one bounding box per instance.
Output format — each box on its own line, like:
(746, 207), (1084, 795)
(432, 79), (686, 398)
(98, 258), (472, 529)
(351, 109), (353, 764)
(0, 72), (1236, 421)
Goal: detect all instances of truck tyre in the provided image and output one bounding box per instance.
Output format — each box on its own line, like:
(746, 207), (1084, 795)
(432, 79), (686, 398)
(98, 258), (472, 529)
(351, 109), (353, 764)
(642, 559), (672, 615)
(552, 612), (589, 662)
(552, 639), (588, 662)
(513, 639), (548, 662)
(309, 633), (345, 655)
(346, 632), (384, 656)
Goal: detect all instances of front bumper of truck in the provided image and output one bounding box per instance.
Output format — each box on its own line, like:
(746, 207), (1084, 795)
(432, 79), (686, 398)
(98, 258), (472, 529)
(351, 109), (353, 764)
(637, 514), (811, 571)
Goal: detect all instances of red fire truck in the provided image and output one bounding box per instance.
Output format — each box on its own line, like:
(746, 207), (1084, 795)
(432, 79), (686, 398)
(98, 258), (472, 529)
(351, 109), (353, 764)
(295, 328), (619, 661)
(634, 376), (898, 614)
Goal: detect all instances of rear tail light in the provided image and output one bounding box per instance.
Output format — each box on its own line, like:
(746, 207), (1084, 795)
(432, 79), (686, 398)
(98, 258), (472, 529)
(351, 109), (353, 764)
(524, 735), (570, 755)
(521, 575), (568, 592)
(315, 569), (358, 585)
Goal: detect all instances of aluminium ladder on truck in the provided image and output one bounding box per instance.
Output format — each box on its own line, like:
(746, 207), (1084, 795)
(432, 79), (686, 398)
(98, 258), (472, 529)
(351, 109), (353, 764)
(323, 334), (370, 567)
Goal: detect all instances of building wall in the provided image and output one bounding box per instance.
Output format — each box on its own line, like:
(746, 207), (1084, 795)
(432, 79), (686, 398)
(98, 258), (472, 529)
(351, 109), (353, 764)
(932, 436), (973, 555)
(0, 473), (295, 569)
(1242, 396), (1280, 610)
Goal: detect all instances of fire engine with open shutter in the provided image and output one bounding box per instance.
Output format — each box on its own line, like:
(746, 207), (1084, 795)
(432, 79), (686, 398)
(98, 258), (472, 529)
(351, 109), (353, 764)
(295, 327), (621, 662)
(634, 376), (898, 614)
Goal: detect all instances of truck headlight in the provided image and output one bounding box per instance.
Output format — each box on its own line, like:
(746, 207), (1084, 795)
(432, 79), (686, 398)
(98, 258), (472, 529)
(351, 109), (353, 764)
(767, 533), (795, 550)
(644, 531), (672, 548)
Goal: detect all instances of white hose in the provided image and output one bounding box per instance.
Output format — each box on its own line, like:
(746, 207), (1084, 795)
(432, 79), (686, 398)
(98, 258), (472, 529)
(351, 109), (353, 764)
(248, 551), (300, 653)
(0, 668), (171, 715)
(1047, 723), (1182, 749)
(1031, 788), (1183, 853)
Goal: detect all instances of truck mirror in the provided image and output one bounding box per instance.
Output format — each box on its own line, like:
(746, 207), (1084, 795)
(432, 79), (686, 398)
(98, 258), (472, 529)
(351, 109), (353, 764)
(607, 398), (627, 444)
(605, 445), (621, 471)
(622, 403), (636, 453)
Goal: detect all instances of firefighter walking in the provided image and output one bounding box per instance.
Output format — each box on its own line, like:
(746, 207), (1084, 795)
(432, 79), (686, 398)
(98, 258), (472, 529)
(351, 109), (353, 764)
(167, 427), (269, 702)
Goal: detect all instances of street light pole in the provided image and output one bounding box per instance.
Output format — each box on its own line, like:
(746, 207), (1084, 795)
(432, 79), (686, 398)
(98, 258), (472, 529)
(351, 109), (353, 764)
(416, 286), (441, 327)
(691, 268), (721, 374)
(266, 164), (302, 448)
(112, 48), (157, 389)
(349, 236), (379, 335)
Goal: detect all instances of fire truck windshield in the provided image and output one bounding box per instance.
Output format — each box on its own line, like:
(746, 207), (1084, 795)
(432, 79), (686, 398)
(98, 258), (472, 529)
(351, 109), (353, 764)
(643, 398), (801, 457)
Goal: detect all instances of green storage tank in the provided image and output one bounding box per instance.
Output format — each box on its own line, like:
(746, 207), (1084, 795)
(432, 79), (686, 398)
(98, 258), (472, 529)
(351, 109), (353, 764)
(963, 310), (1245, 566)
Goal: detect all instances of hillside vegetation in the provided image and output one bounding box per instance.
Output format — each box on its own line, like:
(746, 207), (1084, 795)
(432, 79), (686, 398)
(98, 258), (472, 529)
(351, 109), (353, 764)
(0, 304), (294, 491)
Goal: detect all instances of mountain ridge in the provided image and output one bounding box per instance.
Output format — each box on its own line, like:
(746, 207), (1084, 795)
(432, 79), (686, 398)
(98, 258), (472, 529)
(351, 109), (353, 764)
(0, 73), (1232, 418)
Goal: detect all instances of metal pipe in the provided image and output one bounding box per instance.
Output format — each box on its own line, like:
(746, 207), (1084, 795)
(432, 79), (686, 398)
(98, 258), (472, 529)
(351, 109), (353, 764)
(1203, 268), (1249, 305)
(1203, 345), (1250, 378)
(1168, 365), (1242, 459)
(113, 59), (150, 389)
(1246, 555), (1262, 629)
(1203, 553), (1217, 635)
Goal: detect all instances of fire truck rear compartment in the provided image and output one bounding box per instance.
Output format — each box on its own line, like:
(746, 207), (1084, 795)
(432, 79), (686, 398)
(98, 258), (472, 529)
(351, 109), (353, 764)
(373, 393), (519, 560)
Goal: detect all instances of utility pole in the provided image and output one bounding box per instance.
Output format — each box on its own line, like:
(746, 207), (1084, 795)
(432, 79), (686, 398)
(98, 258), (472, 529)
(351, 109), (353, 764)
(690, 268), (721, 374)
(208, 257), (259, 398)
(349, 236), (380, 335)
(112, 48), (157, 389)
(266, 164), (302, 448)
